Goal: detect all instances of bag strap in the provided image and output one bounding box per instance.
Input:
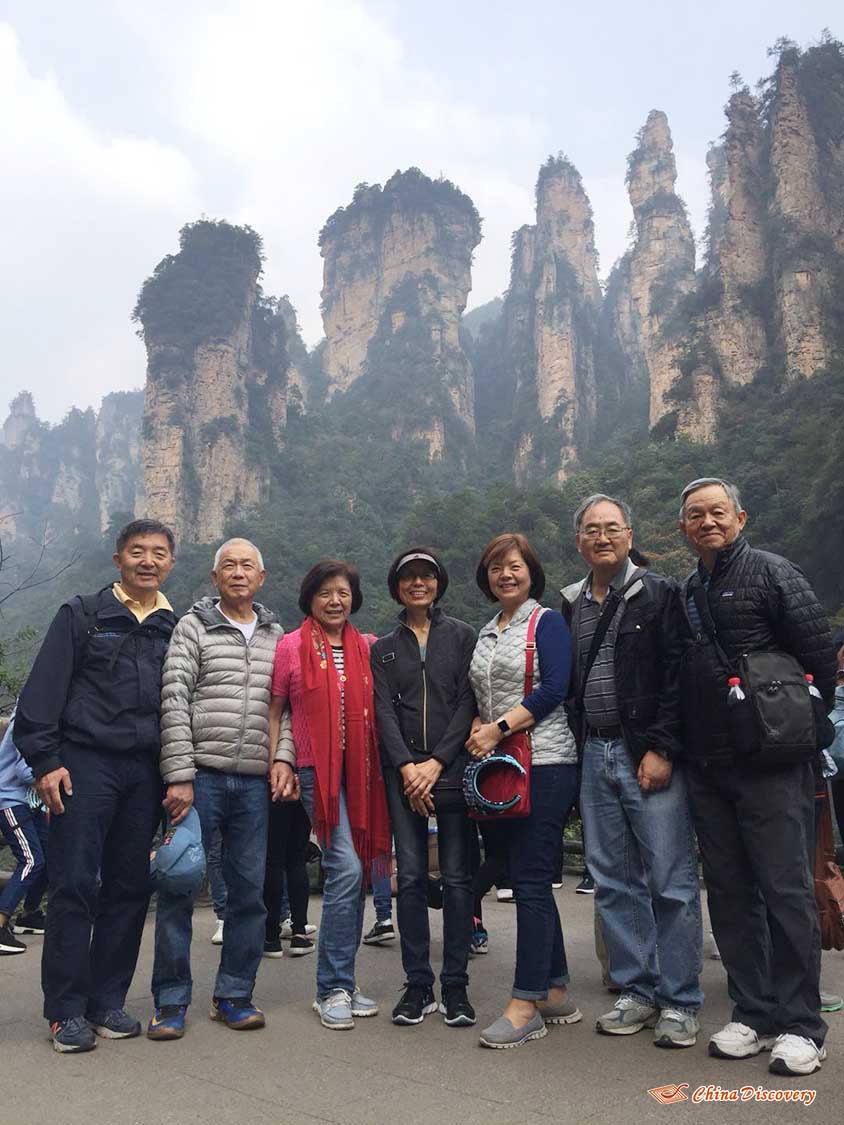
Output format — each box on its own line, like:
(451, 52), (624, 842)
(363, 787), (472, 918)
(691, 582), (734, 674)
(523, 607), (543, 696)
(71, 593), (101, 672)
(577, 568), (646, 705)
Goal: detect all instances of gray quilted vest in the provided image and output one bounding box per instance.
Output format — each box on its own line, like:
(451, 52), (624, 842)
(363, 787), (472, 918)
(470, 598), (577, 766)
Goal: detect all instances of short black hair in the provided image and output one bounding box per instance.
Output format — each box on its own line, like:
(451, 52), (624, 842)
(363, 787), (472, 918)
(475, 532), (545, 603)
(387, 546), (449, 605)
(298, 559), (363, 616)
(116, 518), (176, 555)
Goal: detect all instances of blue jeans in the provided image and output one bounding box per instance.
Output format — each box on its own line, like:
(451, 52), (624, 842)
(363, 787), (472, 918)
(580, 736), (703, 1012)
(298, 767), (364, 998)
(152, 768), (268, 1006)
(384, 768), (473, 988)
(508, 763), (579, 1000)
(372, 867), (393, 923)
(207, 828), (227, 920)
(0, 804), (49, 917)
(42, 746), (161, 1020)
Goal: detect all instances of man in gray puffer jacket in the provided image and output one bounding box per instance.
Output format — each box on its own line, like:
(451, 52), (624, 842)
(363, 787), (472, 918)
(148, 538), (285, 1040)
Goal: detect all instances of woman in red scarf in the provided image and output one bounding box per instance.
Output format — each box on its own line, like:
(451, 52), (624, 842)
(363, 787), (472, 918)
(268, 560), (391, 1030)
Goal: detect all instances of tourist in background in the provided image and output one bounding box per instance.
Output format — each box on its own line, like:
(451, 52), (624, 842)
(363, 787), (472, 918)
(371, 548), (477, 1028)
(467, 532), (582, 1049)
(263, 797), (315, 957)
(268, 560), (391, 1031)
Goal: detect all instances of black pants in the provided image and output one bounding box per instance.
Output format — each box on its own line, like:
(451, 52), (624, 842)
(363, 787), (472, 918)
(687, 759), (826, 1045)
(264, 798), (311, 938)
(472, 821), (511, 921)
(42, 745), (161, 1021)
(384, 769), (473, 988)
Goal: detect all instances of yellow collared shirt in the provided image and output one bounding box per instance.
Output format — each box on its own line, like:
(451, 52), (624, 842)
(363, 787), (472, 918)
(112, 582), (173, 624)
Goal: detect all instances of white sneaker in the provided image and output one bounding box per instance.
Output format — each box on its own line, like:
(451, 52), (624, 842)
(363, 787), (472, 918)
(496, 888), (514, 902)
(708, 1021), (776, 1059)
(211, 919), (224, 945)
(768, 1033), (827, 1076)
(304, 923), (317, 936)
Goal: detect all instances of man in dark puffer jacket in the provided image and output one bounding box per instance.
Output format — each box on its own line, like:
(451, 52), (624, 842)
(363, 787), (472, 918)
(678, 477), (836, 1078)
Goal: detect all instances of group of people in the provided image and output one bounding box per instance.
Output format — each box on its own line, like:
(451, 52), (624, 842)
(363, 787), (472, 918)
(2, 475), (840, 1080)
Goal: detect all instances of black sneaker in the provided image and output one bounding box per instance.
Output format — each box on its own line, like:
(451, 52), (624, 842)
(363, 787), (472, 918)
(575, 874), (595, 894)
(391, 983), (437, 1025)
(13, 909), (46, 935)
(263, 937), (284, 958)
(87, 1008), (141, 1039)
(50, 1016), (96, 1053)
(288, 934), (315, 957)
(363, 920), (395, 945)
(0, 922), (26, 955)
(440, 985), (476, 1027)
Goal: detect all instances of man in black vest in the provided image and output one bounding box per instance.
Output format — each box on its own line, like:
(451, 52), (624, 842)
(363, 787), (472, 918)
(678, 477), (835, 1076)
(15, 519), (177, 1053)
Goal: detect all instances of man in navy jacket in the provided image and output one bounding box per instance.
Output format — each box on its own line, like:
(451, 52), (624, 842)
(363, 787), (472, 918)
(15, 518), (176, 1053)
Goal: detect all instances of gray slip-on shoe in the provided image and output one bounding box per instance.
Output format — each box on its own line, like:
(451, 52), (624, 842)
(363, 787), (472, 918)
(479, 1011), (548, 1049)
(538, 997), (583, 1025)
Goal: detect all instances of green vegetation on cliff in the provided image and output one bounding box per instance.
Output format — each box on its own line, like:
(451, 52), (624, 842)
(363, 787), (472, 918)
(132, 220), (264, 374)
(319, 167), (482, 252)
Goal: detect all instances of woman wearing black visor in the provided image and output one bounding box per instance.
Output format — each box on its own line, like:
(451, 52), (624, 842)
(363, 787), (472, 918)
(371, 548), (478, 1029)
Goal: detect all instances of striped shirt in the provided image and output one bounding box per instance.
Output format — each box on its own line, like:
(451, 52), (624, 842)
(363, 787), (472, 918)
(330, 645), (344, 676)
(578, 564), (628, 726)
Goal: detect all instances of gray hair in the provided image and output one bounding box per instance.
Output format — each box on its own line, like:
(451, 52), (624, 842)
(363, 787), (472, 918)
(212, 538), (265, 571)
(573, 493), (633, 534)
(679, 478), (743, 519)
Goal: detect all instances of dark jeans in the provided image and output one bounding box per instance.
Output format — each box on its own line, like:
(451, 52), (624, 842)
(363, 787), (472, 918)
(384, 769), (473, 988)
(0, 804), (49, 917)
(264, 798), (311, 938)
(830, 778), (844, 851)
(507, 763), (579, 1000)
(41, 746), (161, 1020)
(152, 768), (268, 1007)
(687, 760), (826, 1045)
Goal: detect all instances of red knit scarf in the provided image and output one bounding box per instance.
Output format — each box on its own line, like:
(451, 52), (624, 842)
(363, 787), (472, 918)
(299, 616), (391, 880)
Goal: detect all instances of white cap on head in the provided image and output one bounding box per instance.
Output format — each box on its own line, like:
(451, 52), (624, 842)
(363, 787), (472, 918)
(396, 552), (440, 574)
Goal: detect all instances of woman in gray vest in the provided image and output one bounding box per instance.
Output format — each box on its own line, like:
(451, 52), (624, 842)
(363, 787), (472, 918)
(466, 532), (582, 1049)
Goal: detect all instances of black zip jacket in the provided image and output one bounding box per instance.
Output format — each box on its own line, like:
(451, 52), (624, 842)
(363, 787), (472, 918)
(370, 607), (477, 788)
(15, 586), (177, 779)
(679, 535), (836, 764)
(563, 570), (684, 764)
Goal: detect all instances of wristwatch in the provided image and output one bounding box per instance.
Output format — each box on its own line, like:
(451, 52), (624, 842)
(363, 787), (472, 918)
(496, 718), (511, 735)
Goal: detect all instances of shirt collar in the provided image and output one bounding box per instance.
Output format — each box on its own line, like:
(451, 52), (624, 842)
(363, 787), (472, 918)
(112, 582), (172, 618)
(584, 558), (633, 602)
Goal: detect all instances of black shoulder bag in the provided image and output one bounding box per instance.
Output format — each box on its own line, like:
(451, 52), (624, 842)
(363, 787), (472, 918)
(691, 584), (832, 766)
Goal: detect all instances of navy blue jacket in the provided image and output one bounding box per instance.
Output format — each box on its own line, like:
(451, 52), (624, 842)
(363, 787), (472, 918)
(15, 587), (177, 779)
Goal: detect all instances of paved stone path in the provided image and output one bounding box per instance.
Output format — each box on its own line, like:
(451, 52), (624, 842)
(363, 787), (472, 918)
(2, 888), (842, 1123)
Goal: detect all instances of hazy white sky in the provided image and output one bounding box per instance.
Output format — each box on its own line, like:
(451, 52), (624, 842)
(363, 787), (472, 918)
(1, 0), (838, 422)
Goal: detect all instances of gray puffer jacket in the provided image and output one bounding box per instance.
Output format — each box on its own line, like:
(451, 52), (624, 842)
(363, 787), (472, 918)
(160, 597), (283, 783)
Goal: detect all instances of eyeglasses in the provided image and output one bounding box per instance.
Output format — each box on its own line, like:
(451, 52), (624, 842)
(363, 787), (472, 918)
(578, 525), (630, 541)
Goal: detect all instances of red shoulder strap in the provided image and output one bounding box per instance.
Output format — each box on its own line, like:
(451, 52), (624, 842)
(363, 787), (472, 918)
(523, 607), (542, 696)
